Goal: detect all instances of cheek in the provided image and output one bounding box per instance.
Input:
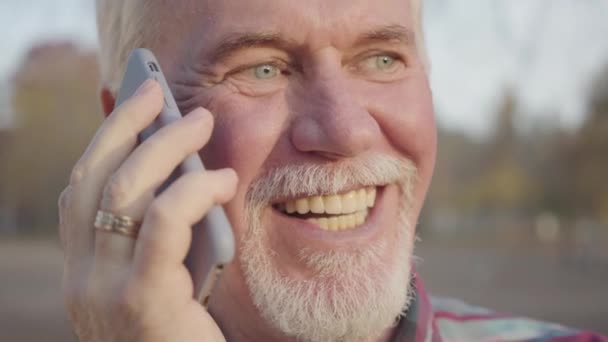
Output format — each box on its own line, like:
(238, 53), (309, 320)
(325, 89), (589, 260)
(392, 79), (436, 173)
(362, 75), (437, 203)
(366, 75), (436, 162)
(200, 91), (287, 229)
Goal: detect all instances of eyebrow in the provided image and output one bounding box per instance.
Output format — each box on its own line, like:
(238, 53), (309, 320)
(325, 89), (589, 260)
(206, 25), (416, 64)
(355, 25), (416, 47)
(207, 32), (299, 64)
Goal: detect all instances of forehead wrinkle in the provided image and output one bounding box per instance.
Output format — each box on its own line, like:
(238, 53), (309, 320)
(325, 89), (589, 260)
(171, 0), (425, 73)
(299, 2), (417, 51)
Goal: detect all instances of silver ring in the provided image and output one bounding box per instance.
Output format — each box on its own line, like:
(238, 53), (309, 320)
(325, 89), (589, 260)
(94, 210), (141, 238)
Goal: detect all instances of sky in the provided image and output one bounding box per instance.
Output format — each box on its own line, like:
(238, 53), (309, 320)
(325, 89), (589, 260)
(2, 0), (608, 136)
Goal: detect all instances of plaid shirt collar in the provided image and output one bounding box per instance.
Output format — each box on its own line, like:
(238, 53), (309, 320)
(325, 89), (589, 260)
(391, 271), (443, 342)
(390, 271), (605, 342)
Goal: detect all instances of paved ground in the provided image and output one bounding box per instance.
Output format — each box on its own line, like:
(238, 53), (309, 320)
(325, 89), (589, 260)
(0, 239), (75, 342)
(416, 241), (608, 334)
(0, 238), (606, 341)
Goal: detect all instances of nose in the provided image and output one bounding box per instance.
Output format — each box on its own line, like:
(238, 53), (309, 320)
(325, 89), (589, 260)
(290, 73), (380, 159)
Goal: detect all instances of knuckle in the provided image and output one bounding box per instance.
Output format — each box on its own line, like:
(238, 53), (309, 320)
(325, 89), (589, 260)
(63, 280), (89, 318)
(69, 162), (87, 186)
(58, 186), (73, 217)
(58, 187), (71, 210)
(58, 187), (74, 247)
(145, 201), (172, 227)
(115, 281), (145, 315)
(102, 174), (130, 209)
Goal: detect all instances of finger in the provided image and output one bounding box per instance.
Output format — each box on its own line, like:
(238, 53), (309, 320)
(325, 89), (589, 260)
(94, 108), (214, 265)
(58, 185), (73, 252)
(100, 107), (213, 220)
(132, 168), (238, 280)
(62, 80), (164, 265)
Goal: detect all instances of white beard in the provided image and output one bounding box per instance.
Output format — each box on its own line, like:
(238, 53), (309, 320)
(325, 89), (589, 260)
(240, 155), (418, 342)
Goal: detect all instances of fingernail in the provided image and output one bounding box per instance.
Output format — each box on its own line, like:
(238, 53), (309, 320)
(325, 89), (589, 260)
(134, 79), (155, 95)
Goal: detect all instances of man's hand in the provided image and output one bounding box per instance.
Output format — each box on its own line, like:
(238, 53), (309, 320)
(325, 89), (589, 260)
(58, 80), (236, 342)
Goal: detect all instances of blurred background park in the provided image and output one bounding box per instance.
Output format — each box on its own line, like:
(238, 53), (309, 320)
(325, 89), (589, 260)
(0, 0), (607, 340)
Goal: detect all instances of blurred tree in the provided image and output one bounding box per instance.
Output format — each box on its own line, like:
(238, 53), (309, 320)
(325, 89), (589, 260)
(424, 89), (531, 236)
(570, 63), (608, 223)
(524, 122), (576, 218)
(420, 123), (481, 233)
(2, 42), (101, 233)
(427, 125), (481, 209)
(464, 88), (535, 213)
(0, 128), (16, 231)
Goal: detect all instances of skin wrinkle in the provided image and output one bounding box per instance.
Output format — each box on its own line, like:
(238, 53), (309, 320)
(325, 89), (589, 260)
(96, 0), (434, 341)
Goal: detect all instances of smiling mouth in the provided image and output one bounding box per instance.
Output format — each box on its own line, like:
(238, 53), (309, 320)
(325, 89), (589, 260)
(273, 187), (378, 232)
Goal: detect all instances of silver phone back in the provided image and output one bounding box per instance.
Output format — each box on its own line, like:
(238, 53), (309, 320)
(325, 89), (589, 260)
(116, 48), (235, 304)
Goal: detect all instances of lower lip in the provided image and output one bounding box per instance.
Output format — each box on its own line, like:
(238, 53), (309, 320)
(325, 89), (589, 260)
(268, 186), (395, 247)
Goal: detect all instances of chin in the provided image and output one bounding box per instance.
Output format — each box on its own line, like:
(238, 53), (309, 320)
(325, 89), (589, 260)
(238, 155), (419, 341)
(240, 209), (414, 342)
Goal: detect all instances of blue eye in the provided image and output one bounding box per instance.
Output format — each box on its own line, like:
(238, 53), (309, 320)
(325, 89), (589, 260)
(375, 55), (396, 70)
(254, 64), (279, 79)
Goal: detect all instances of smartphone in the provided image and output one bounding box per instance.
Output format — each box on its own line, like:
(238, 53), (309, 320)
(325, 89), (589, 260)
(115, 48), (235, 306)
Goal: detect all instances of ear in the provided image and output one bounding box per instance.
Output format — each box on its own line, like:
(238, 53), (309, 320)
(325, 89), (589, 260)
(100, 87), (116, 118)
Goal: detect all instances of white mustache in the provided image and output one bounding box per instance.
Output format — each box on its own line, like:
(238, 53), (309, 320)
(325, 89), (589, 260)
(245, 154), (418, 206)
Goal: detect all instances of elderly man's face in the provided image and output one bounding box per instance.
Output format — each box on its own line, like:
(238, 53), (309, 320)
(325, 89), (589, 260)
(156, 0), (435, 340)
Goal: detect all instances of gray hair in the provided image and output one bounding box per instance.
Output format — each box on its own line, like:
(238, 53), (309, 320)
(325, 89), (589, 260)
(96, 0), (426, 93)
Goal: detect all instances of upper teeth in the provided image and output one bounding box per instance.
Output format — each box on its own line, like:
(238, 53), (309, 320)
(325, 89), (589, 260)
(281, 187), (376, 215)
